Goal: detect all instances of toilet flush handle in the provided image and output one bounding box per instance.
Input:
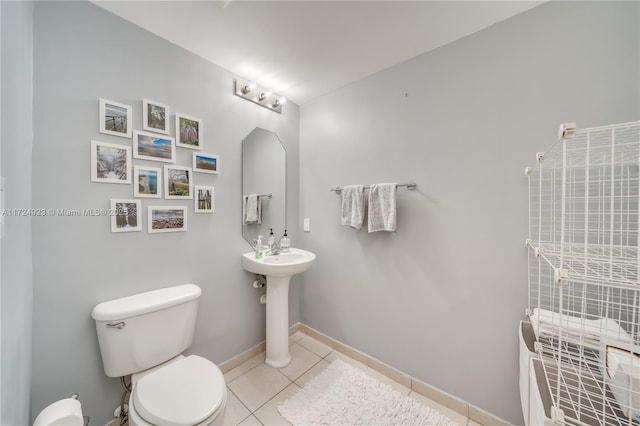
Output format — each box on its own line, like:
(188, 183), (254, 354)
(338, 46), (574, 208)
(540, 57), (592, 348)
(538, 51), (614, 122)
(106, 321), (126, 329)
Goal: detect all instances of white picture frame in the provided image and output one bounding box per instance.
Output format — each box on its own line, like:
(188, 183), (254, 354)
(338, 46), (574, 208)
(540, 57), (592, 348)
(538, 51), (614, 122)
(133, 130), (176, 163)
(99, 98), (132, 138)
(142, 99), (170, 135)
(90, 140), (132, 184)
(133, 166), (162, 198)
(176, 113), (202, 150)
(110, 199), (142, 233)
(194, 186), (215, 213)
(164, 165), (193, 199)
(148, 206), (187, 233)
(192, 152), (219, 175)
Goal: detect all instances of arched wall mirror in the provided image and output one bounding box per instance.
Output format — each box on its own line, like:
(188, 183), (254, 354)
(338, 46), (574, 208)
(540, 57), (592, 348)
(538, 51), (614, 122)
(242, 127), (286, 247)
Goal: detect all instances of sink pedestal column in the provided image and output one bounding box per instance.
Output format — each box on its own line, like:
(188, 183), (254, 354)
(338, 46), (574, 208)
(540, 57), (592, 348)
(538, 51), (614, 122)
(265, 276), (291, 368)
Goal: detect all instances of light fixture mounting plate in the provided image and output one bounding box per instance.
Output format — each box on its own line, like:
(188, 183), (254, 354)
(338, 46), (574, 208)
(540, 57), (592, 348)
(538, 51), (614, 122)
(234, 78), (283, 114)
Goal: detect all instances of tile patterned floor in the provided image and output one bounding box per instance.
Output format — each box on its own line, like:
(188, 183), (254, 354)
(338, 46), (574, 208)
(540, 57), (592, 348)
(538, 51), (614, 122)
(221, 331), (481, 426)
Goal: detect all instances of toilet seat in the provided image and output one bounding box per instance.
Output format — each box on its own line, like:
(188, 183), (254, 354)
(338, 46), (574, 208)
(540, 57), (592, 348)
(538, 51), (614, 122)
(133, 355), (226, 426)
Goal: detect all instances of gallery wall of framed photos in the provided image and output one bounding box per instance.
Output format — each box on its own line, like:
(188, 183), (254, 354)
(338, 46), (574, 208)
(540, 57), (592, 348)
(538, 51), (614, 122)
(94, 98), (219, 234)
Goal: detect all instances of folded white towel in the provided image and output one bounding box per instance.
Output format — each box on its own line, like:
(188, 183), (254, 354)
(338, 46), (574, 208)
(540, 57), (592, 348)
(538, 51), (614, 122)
(341, 185), (365, 230)
(243, 194), (261, 224)
(367, 183), (397, 233)
(529, 307), (633, 345)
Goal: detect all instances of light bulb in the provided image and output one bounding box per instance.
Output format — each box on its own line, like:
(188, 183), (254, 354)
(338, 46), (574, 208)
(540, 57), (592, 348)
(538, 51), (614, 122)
(241, 82), (256, 94)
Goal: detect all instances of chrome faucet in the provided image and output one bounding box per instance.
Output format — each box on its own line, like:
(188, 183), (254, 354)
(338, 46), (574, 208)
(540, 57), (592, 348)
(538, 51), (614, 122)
(265, 237), (282, 256)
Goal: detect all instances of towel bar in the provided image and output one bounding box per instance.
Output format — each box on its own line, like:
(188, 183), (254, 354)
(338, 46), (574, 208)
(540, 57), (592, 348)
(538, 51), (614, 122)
(330, 182), (417, 195)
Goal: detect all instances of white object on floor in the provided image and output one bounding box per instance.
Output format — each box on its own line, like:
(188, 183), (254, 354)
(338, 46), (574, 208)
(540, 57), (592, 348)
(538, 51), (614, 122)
(367, 183), (397, 232)
(33, 396), (84, 426)
(519, 321), (535, 426)
(528, 359), (552, 426)
(340, 185), (365, 230)
(603, 345), (640, 420)
(528, 307), (633, 346)
(278, 359), (460, 426)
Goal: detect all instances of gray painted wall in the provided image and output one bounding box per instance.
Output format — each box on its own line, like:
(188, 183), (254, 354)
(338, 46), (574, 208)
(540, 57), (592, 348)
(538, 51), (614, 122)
(298, 1), (639, 424)
(1, 1), (35, 425)
(30, 2), (299, 424)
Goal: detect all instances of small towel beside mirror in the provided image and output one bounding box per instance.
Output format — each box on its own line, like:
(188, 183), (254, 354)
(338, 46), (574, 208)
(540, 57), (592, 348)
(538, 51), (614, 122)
(243, 194), (262, 224)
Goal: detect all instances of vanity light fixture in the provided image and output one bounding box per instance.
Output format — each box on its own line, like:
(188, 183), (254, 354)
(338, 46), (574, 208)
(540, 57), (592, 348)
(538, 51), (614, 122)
(241, 82), (255, 95)
(272, 97), (288, 109)
(235, 78), (284, 114)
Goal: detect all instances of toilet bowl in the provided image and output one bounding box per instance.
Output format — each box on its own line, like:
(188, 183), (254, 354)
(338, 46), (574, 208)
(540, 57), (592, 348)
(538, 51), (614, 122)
(128, 355), (227, 426)
(91, 284), (227, 426)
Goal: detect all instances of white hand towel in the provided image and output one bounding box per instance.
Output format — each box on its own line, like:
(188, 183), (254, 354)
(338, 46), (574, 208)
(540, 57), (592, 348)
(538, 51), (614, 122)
(243, 194), (262, 224)
(340, 185), (365, 230)
(367, 183), (397, 232)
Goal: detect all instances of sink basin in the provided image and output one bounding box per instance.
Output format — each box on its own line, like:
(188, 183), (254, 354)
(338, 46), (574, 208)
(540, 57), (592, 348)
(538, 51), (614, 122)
(241, 247), (315, 368)
(242, 248), (315, 278)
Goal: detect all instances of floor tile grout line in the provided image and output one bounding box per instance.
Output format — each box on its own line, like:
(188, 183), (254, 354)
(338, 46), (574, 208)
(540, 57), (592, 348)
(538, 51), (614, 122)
(289, 355), (324, 384)
(273, 342), (322, 383)
(239, 342), (324, 421)
(249, 381), (301, 420)
(233, 411), (253, 426)
(225, 354), (266, 385)
(254, 360), (295, 416)
(236, 413), (265, 426)
(296, 338), (334, 359)
(226, 385), (253, 415)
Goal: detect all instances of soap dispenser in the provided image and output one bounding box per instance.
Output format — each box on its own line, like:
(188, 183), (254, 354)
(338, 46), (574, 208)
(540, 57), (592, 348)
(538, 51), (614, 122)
(267, 228), (275, 248)
(255, 235), (264, 259)
(280, 230), (290, 253)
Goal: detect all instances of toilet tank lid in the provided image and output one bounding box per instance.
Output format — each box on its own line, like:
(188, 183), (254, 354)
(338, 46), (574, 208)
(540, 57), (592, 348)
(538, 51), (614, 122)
(91, 284), (201, 321)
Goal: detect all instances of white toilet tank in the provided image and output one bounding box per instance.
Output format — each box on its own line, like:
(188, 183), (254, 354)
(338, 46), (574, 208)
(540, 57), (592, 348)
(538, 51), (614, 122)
(91, 284), (201, 377)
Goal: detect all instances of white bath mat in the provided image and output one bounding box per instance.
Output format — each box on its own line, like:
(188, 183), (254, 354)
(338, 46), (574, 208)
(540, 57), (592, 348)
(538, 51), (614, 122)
(277, 359), (461, 426)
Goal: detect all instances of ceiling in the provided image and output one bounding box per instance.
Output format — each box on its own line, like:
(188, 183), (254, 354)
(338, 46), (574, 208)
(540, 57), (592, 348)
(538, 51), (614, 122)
(93, 1), (544, 105)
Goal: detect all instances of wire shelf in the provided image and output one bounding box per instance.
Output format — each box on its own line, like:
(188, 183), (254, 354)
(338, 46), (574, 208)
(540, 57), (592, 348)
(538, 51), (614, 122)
(527, 121), (640, 425)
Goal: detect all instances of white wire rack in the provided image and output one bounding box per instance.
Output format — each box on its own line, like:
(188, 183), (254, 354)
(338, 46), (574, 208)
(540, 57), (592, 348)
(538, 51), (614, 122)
(526, 121), (640, 425)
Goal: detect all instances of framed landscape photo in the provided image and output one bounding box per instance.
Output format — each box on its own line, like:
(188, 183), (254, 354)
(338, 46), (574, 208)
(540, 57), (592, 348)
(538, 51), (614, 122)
(194, 186), (215, 213)
(99, 98), (132, 138)
(176, 113), (202, 150)
(134, 166), (162, 198)
(142, 99), (169, 135)
(133, 130), (176, 163)
(164, 165), (193, 199)
(192, 152), (219, 175)
(91, 141), (132, 184)
(148, 206), (187, 233)
(110, 199), (142, 233)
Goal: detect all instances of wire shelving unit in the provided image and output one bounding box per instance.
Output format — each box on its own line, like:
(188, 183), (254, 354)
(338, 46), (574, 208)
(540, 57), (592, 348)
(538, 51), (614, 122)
(526, 121), (640, 425)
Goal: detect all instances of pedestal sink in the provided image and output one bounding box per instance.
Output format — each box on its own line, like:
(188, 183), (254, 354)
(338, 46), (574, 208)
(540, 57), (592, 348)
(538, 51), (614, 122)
(242, 248), (315, 367)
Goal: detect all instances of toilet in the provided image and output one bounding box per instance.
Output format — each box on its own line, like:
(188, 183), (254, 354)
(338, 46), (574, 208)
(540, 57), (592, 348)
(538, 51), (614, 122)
(91, 284), (227, 426)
